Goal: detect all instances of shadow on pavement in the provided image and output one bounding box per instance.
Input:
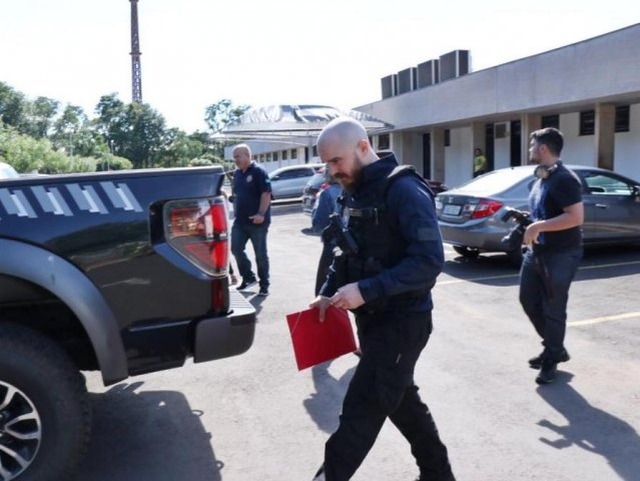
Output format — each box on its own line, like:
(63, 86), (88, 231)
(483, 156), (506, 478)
(77, 382), (222, 481)
(303, 360), (356, 434)
(247, 292), (267, 316)
(443, 245), (640, 286)
(536, 373), (640, 481)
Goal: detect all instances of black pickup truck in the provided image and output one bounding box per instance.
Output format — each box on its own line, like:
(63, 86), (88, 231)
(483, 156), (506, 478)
(0, 164), (256, 480)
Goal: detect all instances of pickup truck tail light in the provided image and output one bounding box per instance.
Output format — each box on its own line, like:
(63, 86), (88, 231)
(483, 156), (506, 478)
(164, 197), (229, 278)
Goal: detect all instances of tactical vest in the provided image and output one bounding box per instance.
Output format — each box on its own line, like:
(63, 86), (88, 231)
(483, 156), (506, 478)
(335, 165), (434, 313)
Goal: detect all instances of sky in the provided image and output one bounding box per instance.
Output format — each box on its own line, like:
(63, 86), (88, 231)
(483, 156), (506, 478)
(1, 0), (638, 133)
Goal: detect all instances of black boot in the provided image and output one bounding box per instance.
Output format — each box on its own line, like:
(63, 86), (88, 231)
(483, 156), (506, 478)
(536, 359), (557, 384)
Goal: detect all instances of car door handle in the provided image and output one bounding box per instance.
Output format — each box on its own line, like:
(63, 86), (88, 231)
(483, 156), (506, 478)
(595, 203), (608, 209)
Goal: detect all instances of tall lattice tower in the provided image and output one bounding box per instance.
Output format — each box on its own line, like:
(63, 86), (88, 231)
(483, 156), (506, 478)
(130, 0), (142, 103)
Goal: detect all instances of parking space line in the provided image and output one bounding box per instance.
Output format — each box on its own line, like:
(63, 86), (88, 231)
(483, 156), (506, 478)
(438, 259), (640, 286)
(569, 312), (640, 326)
(578, 260), (640, 271)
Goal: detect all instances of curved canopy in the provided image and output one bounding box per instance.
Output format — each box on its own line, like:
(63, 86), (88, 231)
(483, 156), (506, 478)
(215, 104), (393, 145)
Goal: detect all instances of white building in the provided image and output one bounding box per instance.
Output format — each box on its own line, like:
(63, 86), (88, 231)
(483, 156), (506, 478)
(227, 24), (640, 184)
(226, 140), (317, 174)
(355, 23), (640, 186)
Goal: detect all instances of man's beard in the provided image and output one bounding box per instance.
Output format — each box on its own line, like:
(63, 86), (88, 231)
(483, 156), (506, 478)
(335, 159), (364, 192)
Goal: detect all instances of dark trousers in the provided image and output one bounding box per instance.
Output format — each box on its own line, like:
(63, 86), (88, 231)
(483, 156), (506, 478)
(519, 248), (582, 359)
(323, 312), (455, 481)
(231, 222), (270, 289)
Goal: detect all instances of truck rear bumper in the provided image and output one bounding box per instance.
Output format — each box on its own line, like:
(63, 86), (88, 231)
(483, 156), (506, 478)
(193, 289), (256, 363)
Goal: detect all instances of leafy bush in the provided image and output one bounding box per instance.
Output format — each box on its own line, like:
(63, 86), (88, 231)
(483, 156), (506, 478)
(96, 155), (133, 171)
(188, 157), (214, 167)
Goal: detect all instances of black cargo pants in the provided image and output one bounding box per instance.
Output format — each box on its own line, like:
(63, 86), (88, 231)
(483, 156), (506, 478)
(323, 311), (455, 481)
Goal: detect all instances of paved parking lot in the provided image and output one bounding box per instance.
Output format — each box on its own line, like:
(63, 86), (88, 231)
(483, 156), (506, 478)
(81, 203), (640, 481)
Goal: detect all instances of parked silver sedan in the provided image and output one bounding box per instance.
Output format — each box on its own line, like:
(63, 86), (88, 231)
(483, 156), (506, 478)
(269, 164), (324, 200)
(436, 165), (640, 266)
(0, 162), (19, 180)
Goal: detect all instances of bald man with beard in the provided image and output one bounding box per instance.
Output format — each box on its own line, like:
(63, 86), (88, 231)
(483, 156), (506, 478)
(310, 118), (455, 481)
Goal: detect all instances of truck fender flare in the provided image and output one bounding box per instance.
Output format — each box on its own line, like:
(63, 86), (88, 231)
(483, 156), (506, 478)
(0, 239), (128, 385)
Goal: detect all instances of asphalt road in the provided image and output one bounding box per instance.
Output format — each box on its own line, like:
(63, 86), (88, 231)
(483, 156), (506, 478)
(80, 202), (640, 481)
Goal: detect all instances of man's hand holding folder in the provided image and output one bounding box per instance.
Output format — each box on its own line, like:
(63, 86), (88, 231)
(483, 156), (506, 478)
(309, 283), (365, 318)
(285, 301), (357, 371)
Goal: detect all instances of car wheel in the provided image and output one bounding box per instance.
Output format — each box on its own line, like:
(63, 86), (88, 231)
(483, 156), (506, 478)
(453, 246), (480, 259)
(0, 323), (91, 481)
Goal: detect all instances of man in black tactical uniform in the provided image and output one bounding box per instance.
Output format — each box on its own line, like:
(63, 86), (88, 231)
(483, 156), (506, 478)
(310, 118), (455, 481)
(520, 128), (584, 384)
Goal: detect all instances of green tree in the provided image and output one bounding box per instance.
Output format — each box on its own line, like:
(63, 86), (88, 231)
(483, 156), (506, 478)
(121, 102), (167, 168)
(204, 99), (250, 133)
(204, 99), (250, 160)
(0, 123), (67, 173)
(0, 82), (27, 131)
(158, 128), (206, 167)
(24, 96), (60, 139)
(94, 93), (127, 154)
(188, 157), (214, 167)
(94, 94), (167, 168)
(96, 154), (133, 171)
(52, 104), (103, 157)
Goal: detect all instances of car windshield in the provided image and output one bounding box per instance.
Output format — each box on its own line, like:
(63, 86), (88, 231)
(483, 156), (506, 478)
(451, 166), (535, 196)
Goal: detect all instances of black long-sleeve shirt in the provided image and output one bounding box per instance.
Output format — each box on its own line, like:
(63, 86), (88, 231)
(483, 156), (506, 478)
(320, 155), (444, 314)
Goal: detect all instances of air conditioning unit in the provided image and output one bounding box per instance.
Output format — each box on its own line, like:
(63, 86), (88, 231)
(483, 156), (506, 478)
(494, 122), (510, 139)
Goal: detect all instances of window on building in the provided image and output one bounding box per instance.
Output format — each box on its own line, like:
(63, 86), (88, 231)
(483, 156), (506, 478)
(377, 134), (390, 150)
(541, 114), (559, 129)
(312, 145), (318, 157)
(444, 129), (450, 147)
(282, 150), (288, 160)
(494, 123), (508, 139)
(579, 110), (595, 136)
(615, 106), (630, 133)
(291, 148), (298, 159)
(266, 153), (272, 162)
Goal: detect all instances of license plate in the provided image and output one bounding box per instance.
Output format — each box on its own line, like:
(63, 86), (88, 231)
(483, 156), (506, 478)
(443, 204), (461, 216)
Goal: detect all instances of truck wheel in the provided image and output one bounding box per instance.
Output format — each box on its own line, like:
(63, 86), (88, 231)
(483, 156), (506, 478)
(0, 323), (91, 481)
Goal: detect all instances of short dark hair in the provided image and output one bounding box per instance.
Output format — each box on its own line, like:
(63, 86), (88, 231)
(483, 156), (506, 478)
(530, 128), (564, 156)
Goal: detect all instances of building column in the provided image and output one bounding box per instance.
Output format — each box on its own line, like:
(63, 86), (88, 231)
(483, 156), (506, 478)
(431, 128), (445, 182)
(595, 103), (615, 170)
(470, 122), (485, 175)
(520, 113), (541, 165)
(390, 132), (403, 163)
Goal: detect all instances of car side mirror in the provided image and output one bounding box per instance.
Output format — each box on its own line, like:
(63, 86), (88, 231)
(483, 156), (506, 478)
(632, 185), (640, 201)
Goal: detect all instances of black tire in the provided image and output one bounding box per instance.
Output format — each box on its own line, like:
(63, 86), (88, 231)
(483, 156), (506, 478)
(453, 245), (480, 259)
(0, 323), (91, 481)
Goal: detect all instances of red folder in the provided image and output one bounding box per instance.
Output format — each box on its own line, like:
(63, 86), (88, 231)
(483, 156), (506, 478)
(286, 306), (357, 370)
